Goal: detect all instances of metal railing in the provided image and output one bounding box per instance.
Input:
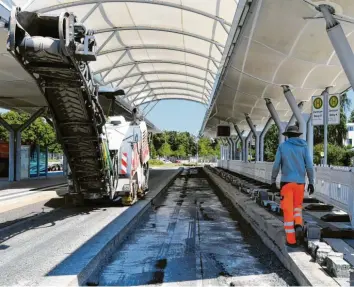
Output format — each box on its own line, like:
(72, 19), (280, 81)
(218, 160), (354, 227)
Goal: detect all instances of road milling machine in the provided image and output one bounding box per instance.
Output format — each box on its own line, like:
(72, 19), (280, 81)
(7, 8), (150, 205)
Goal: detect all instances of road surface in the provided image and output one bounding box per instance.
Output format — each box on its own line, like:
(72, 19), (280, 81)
(0, 169), (178, 286)
(98, 168), (297, 286)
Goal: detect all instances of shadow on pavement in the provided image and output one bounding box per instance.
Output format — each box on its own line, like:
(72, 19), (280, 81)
(0, 199), (120, 246)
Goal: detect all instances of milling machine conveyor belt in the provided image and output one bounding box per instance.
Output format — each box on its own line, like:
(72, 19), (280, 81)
(8, 8), (113, 198)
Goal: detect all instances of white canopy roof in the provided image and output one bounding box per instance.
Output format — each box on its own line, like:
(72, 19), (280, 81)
(2, 0), (352, 137)
(202, 0), (354, 137)
(9, 0), (240, 108)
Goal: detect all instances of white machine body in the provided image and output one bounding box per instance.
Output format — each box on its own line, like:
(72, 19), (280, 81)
(105, 115), (150, 197)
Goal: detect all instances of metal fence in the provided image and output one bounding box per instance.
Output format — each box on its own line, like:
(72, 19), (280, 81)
(218, 160), (354, 227)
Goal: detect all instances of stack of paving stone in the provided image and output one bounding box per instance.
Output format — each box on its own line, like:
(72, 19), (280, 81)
(204, 165), (353, 280)
(307, 240), (351, 278)
(206, 166), (283, 216)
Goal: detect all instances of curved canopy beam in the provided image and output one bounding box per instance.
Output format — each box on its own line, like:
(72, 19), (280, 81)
(139, 97), (207, 106)
(104, 71), (213, 85)
(33, 0), (232, 27)
(121, 80), (208, 91)
(98, 45), (220, 65)
(94, 26), (225, 48)
(134, 93), (208, 105)
(94, 60), (217, 76)
(126, 87), (210, 99)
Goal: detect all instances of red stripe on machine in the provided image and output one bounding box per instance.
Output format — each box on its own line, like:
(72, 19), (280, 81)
(121, 152), (128, 174)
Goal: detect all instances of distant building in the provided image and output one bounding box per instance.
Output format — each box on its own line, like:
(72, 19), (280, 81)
(346, 123), (354, 147)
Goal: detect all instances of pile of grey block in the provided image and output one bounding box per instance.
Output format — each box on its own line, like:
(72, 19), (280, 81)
(205, 165), (352, 280)
(307, 240), (350, 278)
(206, 166), (282, 215)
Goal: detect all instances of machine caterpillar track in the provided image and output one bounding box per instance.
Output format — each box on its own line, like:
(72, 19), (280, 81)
(7, 8), (149, 205)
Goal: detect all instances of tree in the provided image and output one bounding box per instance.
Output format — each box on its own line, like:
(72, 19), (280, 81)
(198, 137), (213, 157)
(149, 142), (157, 159)
(150, 132), (219, 158)
(314, 143), (344, 166)
(175, 132), (189, 152)
(349, 110), (354, 123)
(158, 142), (172, 157)
(167, 131), (178, 150)
(152, 132), (167, 153)
(0, 111), (62, 153)
(174, 144), (186, 158)
(264, 124), (278, 161)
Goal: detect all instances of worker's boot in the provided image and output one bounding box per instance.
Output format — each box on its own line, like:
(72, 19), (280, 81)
(295, 225), (304, 246)
(286, 242), (298, 248)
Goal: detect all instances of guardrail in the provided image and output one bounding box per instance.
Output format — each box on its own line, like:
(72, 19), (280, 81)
(218, 160), (354, 227)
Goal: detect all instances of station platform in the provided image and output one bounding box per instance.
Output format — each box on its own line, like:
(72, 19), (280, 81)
(0, 175), (67, 223)
(0, 175), (66, 198)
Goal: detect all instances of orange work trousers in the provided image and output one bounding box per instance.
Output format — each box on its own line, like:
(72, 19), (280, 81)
(280, 183), (305, 244)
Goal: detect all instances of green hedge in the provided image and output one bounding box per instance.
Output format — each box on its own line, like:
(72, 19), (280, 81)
(314, 144), (354, 166)
(149, 159), (164, 166)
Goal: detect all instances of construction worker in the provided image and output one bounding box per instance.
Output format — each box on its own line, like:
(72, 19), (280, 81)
(271, 125), (314, 247)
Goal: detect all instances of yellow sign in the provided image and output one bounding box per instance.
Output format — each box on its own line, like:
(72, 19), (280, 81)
(329, 95), (339, 108)
(313, 97), (323, 109)
(312, 96), (324, 126)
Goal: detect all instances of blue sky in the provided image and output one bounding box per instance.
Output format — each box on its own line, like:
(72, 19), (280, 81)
(142, 100), (207, 135)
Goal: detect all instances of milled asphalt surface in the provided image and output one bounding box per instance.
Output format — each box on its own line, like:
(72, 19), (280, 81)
(0, 169), (177, 286)
(98, 169), (297, 286)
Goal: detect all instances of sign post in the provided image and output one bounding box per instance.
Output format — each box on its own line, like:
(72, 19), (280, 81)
(312, 91), (340, 166)
(312, 96), (324, 126)
(328, 95), (340, 125)
(323, 91), (328, 166)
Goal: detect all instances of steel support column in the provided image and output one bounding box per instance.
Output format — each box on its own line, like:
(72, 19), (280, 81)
(234, 124), (245, 161)
(231, 136), (238, 160)
(222, 138), (228, 160)
(319, 4), (354, 89)
(227, 138), (233, 160)
(15, 130), (21, 181)
(234, 136), (239, 160)
(245, 115), (260, 162)
(321, 87), (330, 165)
(282, 86), (306, 140)
(245, 131), (252, 162)
(219, 141), (223, 160)
(265, 99), (286, 144)
(63, 154), (68, 176)
(9, 131), (15, 181)
(241, 136), (247, 161)
(229, 137), (234, 160)
(306, 113), (314, 161)
(259, 117), (273, 162)
(286, 102), (304, 130)
(235, 133), (243, 160)
(219, 138), (225, 160)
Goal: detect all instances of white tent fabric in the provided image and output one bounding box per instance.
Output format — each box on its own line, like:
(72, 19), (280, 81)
(15, 0), (240, 108)
(202, 0), (354, 137)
